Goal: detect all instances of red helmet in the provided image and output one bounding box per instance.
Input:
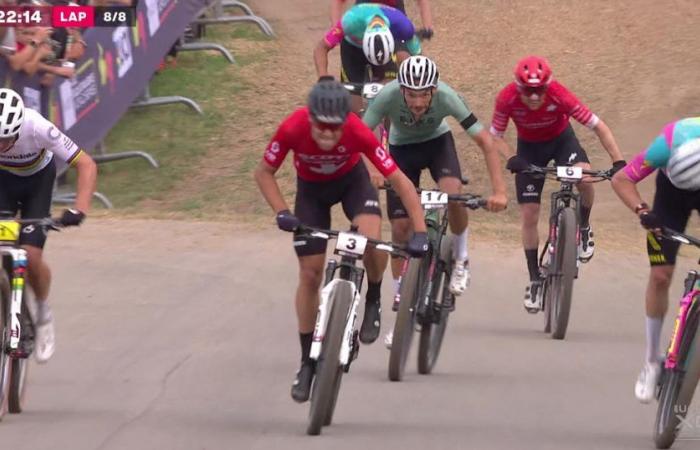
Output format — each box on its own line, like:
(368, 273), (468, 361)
(514, 56), (552, 88)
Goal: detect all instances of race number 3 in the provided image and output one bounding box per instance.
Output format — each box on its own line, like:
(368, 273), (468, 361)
(336, 232), (368, 256)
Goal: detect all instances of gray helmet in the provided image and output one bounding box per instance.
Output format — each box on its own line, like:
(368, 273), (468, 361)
(307, 80), (351, 124)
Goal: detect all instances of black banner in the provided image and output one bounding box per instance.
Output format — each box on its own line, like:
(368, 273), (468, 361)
(0, 0), (206, 152)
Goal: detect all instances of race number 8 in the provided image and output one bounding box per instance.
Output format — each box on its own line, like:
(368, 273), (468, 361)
(336, 232), (368, 256)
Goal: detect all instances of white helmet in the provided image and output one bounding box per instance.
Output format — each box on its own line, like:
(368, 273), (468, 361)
(667, 138), (700, 191)
(0, 88), (24, 138)
(398, 56), (439, 90)
(362, 25), (394, 66)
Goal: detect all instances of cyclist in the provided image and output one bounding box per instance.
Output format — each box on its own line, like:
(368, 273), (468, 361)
(330, 0), (434, 37)
(491, 55), (626, 313)
(315, 3), (422, 113)
(611, 117), (700, 403)
(362, 56), (508, 347)
(0, 88), (97, 363)
(254, 79), (429, 403)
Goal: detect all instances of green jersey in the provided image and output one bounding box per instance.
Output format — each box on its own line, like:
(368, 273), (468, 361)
(363, 80), (484, 146)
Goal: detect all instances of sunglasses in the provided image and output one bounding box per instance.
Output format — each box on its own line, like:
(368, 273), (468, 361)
(312, 120), (344, 132)
(517, 85), (548, 97)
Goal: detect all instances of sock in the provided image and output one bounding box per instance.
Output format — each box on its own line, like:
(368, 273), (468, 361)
(525, 248), (539, 282)
(36, 300), (52, 324)
(452, 228), (469, 262)
(580, 205), (592, 229)
(366, 280), (381, 303)
(646, 316), (663, 365)
(300, 332), (313, 364)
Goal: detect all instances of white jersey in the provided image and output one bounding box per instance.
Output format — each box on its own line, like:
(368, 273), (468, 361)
(0, 108), (81, 176)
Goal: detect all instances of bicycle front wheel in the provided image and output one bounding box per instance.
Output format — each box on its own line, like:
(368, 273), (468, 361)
(307, 281), (353, 436)
(0, 272), (11, 420)
(654, 303), (700, 449)
(550, 208), (577, 340)
(9, 291), (34, 414)
(417, 268), (450, 375)
(388, 258), (422, 382)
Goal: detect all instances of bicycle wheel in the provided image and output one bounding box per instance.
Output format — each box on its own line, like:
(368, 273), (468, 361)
(543, 278), (552, 333)
(654, 302), (700, 449)
(388, 258), (423, 381)
(417, 268), (450, 375)
(307, 281), (352, 436)
(550, 208), (577, 340)
(9, 290), (34, 414)
(0, 272), (11, 420)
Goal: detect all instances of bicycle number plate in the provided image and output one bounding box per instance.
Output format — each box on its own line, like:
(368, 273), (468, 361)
(556, 166), (583, 180)
(335, 232), (368, 256)
(421, 190), (448, 209)
(0, 220), (19, 242)
(362, 83), (384, 99)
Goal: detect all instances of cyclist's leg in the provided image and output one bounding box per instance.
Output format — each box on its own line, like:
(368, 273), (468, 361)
(341, 162), (385, 344)
(340, 39), (366, 115)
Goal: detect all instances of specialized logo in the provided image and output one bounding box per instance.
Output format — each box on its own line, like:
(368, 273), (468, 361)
(22, 225), (35, 234)
(568, 152), (578, 164)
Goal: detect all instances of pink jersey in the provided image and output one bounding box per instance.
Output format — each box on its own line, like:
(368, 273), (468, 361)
(490, 81), (599, 142)
(263, 107), (398, 182)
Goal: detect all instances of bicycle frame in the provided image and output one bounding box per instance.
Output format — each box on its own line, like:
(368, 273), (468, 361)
(1, 246), (28, 356)
(540, 181), (582, 272)
(665, 271), (700, 370)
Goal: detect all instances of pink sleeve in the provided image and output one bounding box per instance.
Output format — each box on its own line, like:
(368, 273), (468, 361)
(324, 21), (345, 49)
(622, 151), (655, 183)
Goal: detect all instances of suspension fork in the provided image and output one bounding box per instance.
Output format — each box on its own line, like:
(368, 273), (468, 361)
(5, 248), (27, 353)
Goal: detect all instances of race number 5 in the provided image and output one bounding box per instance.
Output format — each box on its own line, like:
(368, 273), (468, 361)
(336, 232), (368, 256)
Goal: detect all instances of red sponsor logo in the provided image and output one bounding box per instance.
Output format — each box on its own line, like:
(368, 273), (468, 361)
(52, 6), (94, 27)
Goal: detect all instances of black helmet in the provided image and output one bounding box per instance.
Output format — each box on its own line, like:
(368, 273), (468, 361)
(307, 80), (351, 124)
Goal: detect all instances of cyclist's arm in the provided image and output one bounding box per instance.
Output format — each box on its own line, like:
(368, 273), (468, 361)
(72, 151), (97, 214)
(330, 0), (346, 24)
(314, 23), (343, 78)
(592, 119), (624, 162)
(611, 134), (667, 214)
(386, 170), (427, 233)
(416, 0), (434, 30)
(611, 169), (647, 215)
(362, 83), (394, 130)
(254, 160), (290, 214)
(470, 129), (508, 198)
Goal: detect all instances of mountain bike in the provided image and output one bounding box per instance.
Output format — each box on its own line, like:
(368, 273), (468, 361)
(522, 164), (611, 340)
(383, 184), (486, 381)
(653, 228), (700, 449)
(0, 215), (61, 420)
(296, 224), (408, 436)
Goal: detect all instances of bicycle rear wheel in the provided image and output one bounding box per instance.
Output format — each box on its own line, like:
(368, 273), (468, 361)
(417, 268), (450, 375)
(307, 281), (352, 436)
(550, 208), (577, 340)
(654, 301), (700, 449)
(0, 272), (11, 420)
(388, 258), (423, 382)
(9, 290), (34, 414)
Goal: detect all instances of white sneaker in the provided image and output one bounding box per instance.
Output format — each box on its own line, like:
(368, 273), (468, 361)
(578, 227), (594, 263)
(384, 331), (393, 350)
(449, 260), (470, 295)
(35, 320), (56, 364)
(635, 361), (661, 404)
(523, 281), (543, 313)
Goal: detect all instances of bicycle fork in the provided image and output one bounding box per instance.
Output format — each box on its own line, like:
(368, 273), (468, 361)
(665, 288), (699, 370)
(5, 248), (27, 356)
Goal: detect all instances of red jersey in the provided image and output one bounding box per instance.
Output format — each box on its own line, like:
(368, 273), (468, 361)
(263, 107), (398, 182)
(490, 81), (599, 142)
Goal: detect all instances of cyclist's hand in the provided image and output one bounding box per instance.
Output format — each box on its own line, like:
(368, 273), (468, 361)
(60, 208), (85, 227)
(639, 210), (663, 232)
(415, 28), (434, 40)
(407, 231), (429, 257)
(506, 155), (530, 174)
(486, 192), (508, 212)
(275, 209), (300, 232)
(608, 160), (627, 177)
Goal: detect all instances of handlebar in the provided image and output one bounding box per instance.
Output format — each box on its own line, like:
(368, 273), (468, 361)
(379, 182), (487, 210)
(296, 224), (409, 258)
(660, 228), (700, 249)
(0, 217), (63, 230)
(521, 164), (612, 182)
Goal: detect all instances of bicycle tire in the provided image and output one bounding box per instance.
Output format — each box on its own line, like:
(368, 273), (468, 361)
(307, 281), (353, 436)
(550, 208), (577, 340)
(388, 258), (422, 382)
(9, 291), (34, 414)
(654, 302), (700, 449)
(417, 269), (450, 374)
(0, 271), (11, 420)
(543, 278), (552, 333)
